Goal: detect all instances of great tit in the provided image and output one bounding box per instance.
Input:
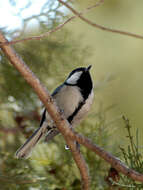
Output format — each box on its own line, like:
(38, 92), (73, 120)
(16, 65), (94, 158)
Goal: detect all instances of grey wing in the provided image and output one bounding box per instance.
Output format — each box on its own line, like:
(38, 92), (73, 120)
(51, 83), (64, 97)
(44, 85), (64, 141)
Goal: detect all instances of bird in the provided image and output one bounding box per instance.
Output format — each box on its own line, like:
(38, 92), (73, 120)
(15, 65), (94, 159)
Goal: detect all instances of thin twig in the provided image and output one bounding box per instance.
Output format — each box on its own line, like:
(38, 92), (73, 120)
(0, 31), (90, 190)
(0, 176), (37, 184)
(58, 0), (143, 40)
(0, 0), (103, 46)
(0, 127), (18, 134)
(1, 31), (143, 184)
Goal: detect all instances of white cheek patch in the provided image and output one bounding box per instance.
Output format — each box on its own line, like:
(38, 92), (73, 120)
(66, 71), (82, 85)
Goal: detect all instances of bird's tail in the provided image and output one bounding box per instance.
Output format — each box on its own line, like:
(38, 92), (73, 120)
(15, 122), (48, 159)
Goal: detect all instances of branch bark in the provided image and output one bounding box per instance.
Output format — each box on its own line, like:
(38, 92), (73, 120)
(1, 30), (143, 185)
(66, 131), (143, 182)
(65, 139), (90, 189)
(58, 0), (143, 40)
(0, 31), (90, 190)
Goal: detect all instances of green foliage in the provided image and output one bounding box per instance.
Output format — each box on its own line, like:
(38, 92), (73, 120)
(107, 116), (143, 190)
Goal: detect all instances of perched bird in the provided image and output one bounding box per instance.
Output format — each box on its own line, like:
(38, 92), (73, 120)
(16, 65), (94, 158)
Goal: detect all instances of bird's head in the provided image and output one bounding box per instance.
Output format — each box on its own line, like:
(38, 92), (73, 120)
(65, 65), (93, 99)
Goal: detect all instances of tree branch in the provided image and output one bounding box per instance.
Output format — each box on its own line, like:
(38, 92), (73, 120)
(0, 31), (90, 190)
(0, 0), (103, 46)
(0, 127), (18, 134)
(64, 139), (90, 189)
(1, 30), (143, 185)
(58, 0), (143, 40)
(66, 131), (143, 182)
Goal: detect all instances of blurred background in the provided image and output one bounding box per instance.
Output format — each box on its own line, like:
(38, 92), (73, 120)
(0, 0), (143, 189)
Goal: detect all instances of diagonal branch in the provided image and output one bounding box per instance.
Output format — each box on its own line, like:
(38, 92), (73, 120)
(0, 0), (103, 46)
(58, 0), (143, 40)
(66, 131), (143, 182)
(1, 30), (143, 185)
(0, 31), (90, 190)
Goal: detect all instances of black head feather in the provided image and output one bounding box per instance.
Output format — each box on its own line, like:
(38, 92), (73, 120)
(65, 66), (93, 99)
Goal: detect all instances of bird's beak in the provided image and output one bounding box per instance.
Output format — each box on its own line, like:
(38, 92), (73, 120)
(86, 65), (92, 71)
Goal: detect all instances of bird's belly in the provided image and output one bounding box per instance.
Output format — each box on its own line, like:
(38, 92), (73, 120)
(71, 90), (94, 127)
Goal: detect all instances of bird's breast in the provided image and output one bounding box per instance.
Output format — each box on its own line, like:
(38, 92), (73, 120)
(53, 85), (83, 118)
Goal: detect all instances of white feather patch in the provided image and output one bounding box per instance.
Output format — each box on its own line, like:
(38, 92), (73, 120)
(66, 71), (82, 85)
